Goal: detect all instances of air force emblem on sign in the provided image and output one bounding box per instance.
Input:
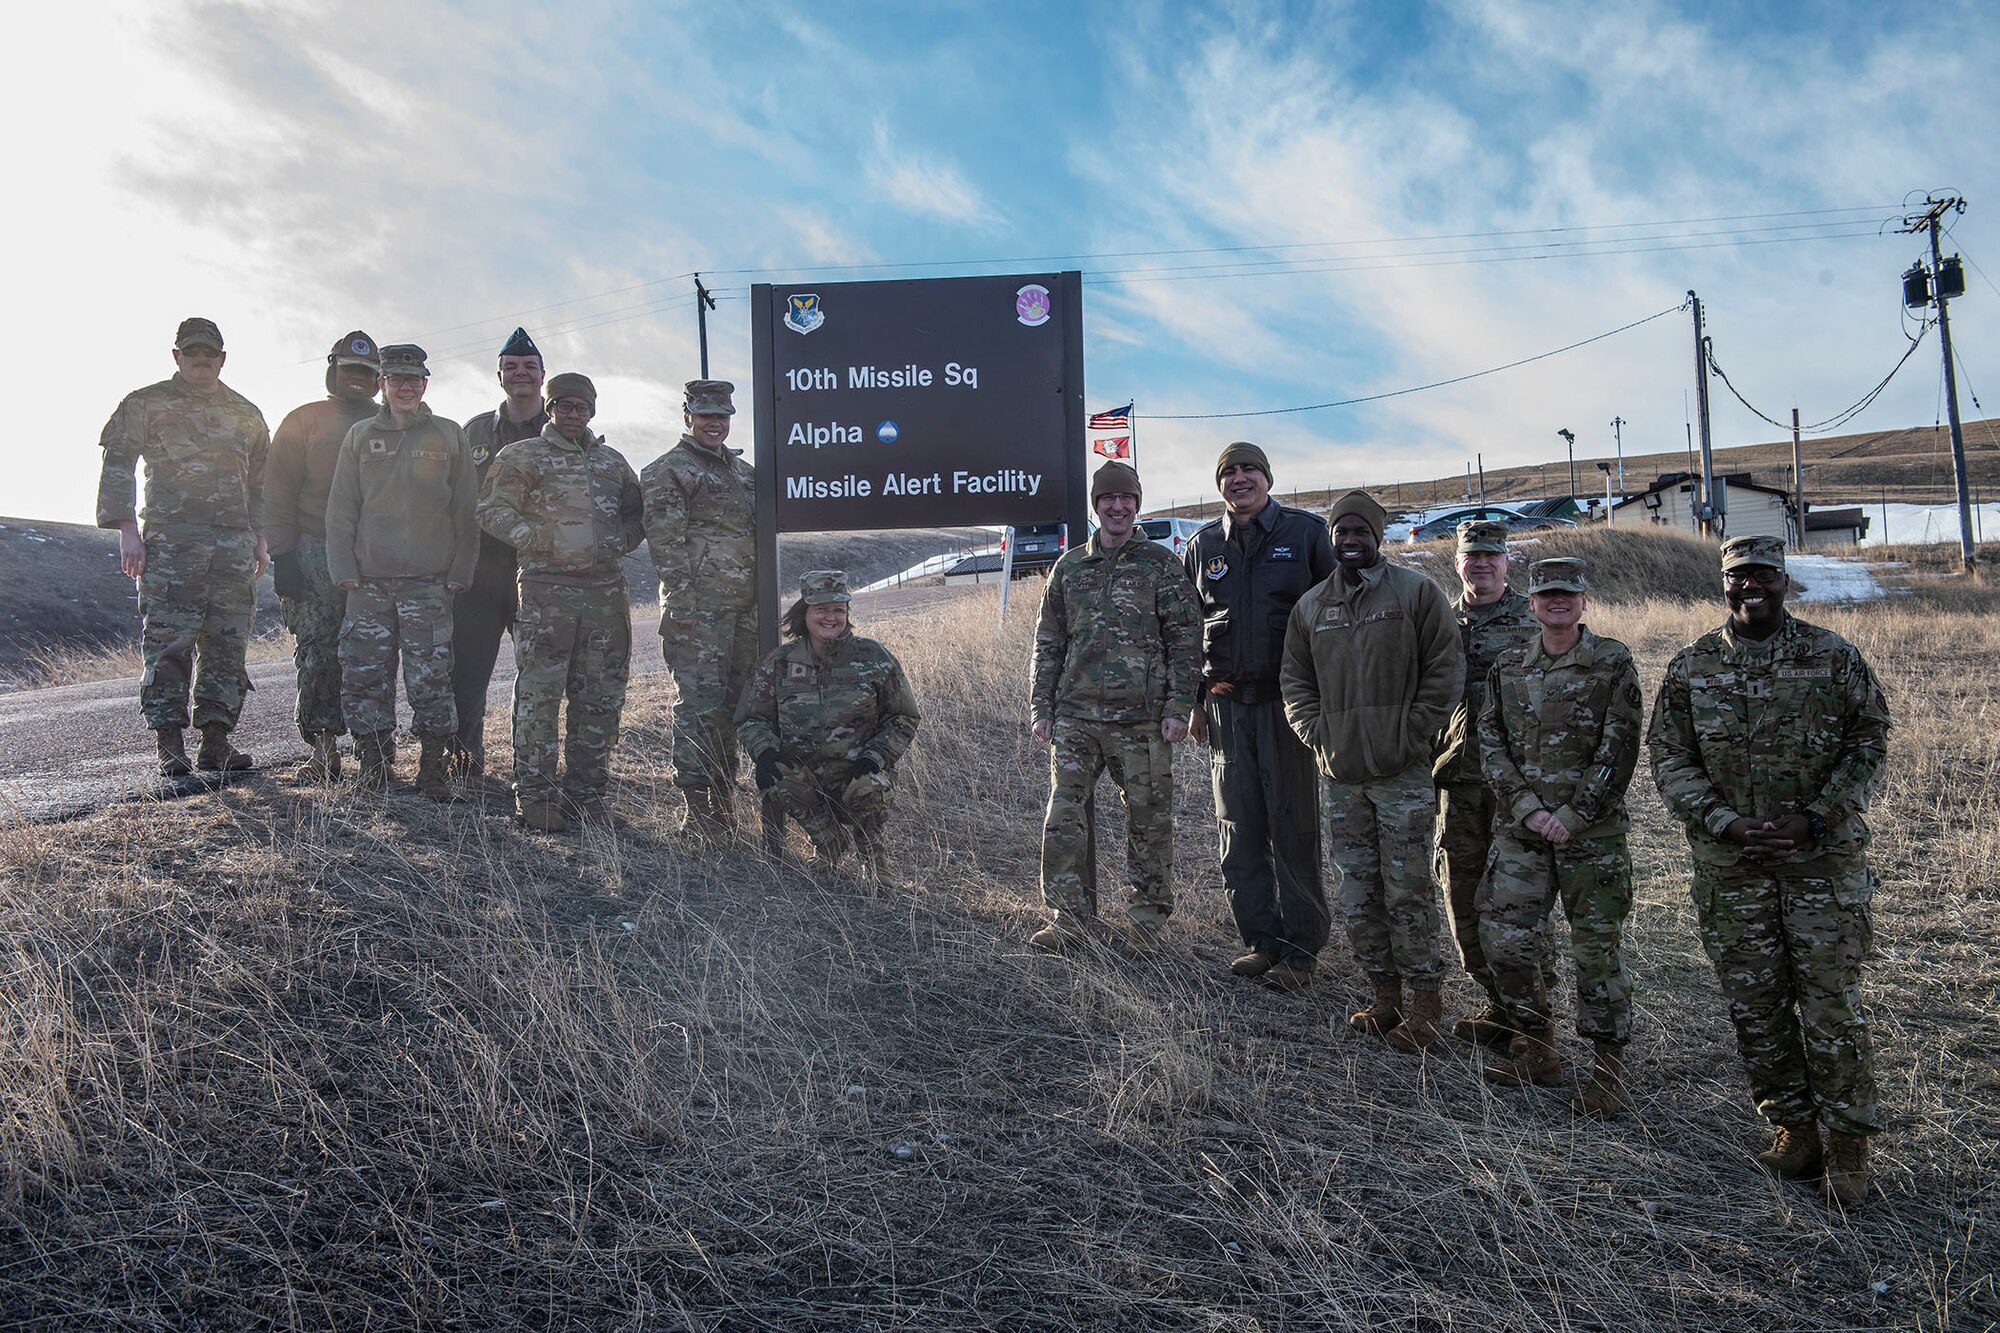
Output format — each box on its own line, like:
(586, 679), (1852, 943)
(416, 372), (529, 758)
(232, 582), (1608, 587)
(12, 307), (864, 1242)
(784, 294), (825, 335)
(1203, 554), (1229, 580)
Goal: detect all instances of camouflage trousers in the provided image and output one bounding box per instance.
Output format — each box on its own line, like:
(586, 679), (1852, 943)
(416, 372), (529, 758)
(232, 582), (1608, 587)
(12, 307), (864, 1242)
(1690, 852), (1880, 1136)
(1439, 782), (1558, 998)
(512, 581), (631, 806)
(339, 577), (457, 738)
(769, 759), (895, 861)
(1478, 829), (1634, 1045)
(137, 523), (255, 731)
(1041, 717), (1174, 925)
(1323, 762), (1442, 986)
(279, 540), (346, 740)
(662, 607), (756, 792)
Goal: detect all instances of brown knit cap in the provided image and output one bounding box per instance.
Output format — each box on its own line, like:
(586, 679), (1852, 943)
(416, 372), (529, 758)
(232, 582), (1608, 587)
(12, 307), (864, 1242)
(1215, 441), (1272, 485)
(1091, 460), (1142, 506)
(1328, 490), (1388, 542)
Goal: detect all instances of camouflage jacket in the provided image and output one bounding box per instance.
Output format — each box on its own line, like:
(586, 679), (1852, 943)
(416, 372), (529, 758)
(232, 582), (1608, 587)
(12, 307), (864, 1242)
(736, 631), (921, 772)
(477, 424), (644, 589)
(1647, 613), (1891, 869)
(1280, 560), (1463, 784)
(324, 404), (479, 586)
(641, 435), (756, 622)
(96, 373), (269, 533)
(1435, 585), (1537, 784)
(1478, 626), (1644, 839)
(1032, 533), (1201, 726)
(262, 396), (376, 553)
(463, 403), (546, 598)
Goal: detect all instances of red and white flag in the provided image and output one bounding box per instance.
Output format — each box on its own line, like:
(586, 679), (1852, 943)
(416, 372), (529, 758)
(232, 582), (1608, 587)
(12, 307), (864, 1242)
(1089, 404), (1132, 459)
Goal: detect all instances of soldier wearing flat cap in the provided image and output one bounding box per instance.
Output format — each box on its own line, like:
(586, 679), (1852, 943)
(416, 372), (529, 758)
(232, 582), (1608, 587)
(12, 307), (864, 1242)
(263, 330), (382, 781)
(478, 371), (645, 831)
(1434, 519), (1539, 1044)
(96, 316), (271, 777)
(1182, 442), (1336, 989)
(451, 326), (550, 778)
(1649, 534), (1891, 1206)
(1279, 490), (1463, 1050)
(1476, 558), (1644, 1117)
(642, 379), (760, 837)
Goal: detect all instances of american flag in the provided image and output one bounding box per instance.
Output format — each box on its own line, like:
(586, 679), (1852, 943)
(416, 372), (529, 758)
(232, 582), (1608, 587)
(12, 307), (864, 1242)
(1089, 403), (1132, 459)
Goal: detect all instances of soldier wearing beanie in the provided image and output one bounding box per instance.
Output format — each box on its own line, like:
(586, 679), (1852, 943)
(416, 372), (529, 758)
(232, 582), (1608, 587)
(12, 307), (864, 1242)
(451, 326), (550, 778)
(642, 378), (761, 839)
(262, 330), (383, 780)
(1433, 519), (1541, 1044)
(1649, 534), (1891, 1206)
(1182, 442), (1336, 989)
(1029, 460), (1202, 951)
(1280, 489), (1463, 1050)
(97, 317), (272, 777)
(478, 371), (645, 830)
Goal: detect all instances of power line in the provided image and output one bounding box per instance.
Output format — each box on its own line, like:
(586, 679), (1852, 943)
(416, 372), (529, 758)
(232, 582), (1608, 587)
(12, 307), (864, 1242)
(1704, 322), (1932, 436)
(1145, 299), (1688, 420)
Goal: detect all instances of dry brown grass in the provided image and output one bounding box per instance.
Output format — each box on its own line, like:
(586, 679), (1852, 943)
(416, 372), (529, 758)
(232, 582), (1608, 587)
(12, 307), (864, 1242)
(0, 566), (1993, 1329)
(13, 629), (297, 690)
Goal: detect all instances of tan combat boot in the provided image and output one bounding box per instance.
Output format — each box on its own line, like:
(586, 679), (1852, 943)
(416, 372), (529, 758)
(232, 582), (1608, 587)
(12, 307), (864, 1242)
(355, 733), (393, 792)
(1386, 987), (1446, 1053)
(196, 724), (253, 772)
(305, 732), (342, 783)
(156, 728), (193, 777)
(1230, 949), (1279, 978)
(1261, 961), (1314, 991)
(1755, 1122), (1824, 1180)
(517, 798), (569, 833)
(1453, 1001), (1519, 1050)
(1824, 1132), (1870, 1206)
(1349, 982), (1404, 1036)
(1030, 913), (1096, 953)
(415, 736), (452, 803)
(1571, 1041), (1626, 1118)
(1485, 1026), (1565, 1086)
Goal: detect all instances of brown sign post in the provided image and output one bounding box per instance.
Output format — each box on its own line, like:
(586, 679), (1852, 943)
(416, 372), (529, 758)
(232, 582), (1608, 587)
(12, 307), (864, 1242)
(750, 271), (1088, 647)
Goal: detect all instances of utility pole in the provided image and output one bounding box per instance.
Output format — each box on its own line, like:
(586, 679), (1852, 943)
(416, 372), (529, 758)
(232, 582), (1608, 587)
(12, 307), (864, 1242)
(694, 274), (718, 377)
(1901, 195), (1976, 571)
(1476, 453), (1486, 503)
(1791, 407), (1805, 546)
(1609, 415), (1626, 492)
(1689, 291), (1720, 538)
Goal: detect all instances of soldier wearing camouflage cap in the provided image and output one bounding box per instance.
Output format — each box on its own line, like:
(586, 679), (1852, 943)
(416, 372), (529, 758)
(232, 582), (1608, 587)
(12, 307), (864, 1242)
(97, 317), (272, 776)
(262, 330), (383, 780)
(1648, 534), (1891, 1205)
(1476, 557), (1644, 1116)
(1432, 518), (1542, 1045)
(642, 379), (760, 838)
(1030, 461), (1202, 950)
(1280, 490), (1464, 1050)
(477, 371), (645, 831)
(737, 571), (922, 877)
(325, 343), (480, 800)
(451, 327), (549, 779)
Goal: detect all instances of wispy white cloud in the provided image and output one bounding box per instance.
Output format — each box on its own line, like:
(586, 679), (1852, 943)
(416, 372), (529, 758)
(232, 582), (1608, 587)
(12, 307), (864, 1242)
(865, 122), (993, 226)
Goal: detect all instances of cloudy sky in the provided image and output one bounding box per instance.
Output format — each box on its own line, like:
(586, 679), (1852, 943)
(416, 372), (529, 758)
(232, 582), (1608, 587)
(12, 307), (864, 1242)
(9, 0), (1997, 524)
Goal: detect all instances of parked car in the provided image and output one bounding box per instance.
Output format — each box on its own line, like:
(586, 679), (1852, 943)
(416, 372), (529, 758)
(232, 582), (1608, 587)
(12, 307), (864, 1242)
(1403, 505), (1575, 544)
(1139, 516), (1207, 558)
(1003, 522), (1070, 574)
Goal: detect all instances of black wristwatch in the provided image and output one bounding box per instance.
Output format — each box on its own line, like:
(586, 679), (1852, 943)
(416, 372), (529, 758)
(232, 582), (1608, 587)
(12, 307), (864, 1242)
(1802, 809), (1829, 842)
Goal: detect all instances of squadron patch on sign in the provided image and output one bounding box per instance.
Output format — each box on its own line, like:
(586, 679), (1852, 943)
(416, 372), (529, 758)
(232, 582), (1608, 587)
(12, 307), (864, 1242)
(784, 293), (825, 336)
(1203, 554), (1229, 580)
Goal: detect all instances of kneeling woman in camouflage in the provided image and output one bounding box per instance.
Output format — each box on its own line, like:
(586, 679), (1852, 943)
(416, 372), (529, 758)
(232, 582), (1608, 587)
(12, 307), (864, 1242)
(736, 572), (921, 876)
(1476, 558), (1644, 1116)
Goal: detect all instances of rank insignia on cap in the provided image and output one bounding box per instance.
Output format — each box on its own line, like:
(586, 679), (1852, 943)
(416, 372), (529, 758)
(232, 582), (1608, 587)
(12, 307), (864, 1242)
(784, 293), (824, 336)
(1203, 554), (1229, 579)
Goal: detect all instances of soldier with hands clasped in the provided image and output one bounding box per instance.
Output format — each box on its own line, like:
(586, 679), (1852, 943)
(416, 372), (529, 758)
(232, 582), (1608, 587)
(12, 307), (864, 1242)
(1648, 534), (1891, 1207)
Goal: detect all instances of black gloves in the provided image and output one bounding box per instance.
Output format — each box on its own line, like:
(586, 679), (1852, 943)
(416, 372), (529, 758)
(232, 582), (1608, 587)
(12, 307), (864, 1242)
(849, 754), (880, 779)
(271, 550), (304, 599)
(755, 750), (784, 790)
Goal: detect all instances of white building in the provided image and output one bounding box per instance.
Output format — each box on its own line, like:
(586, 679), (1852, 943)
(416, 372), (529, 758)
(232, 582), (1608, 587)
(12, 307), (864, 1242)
(1610, 472), (1797, 544)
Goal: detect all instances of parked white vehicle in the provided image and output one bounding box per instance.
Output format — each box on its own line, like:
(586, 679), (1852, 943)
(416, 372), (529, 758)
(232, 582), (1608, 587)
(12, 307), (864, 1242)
(1140, 515), (1207, 558)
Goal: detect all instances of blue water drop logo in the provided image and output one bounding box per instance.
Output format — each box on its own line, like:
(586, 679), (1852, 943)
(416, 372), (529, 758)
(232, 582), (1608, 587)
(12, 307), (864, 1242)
(876, 420), (900, 444)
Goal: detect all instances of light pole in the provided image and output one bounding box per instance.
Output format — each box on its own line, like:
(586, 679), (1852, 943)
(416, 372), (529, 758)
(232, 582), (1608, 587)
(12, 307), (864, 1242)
(1557, 428), (1576, 498)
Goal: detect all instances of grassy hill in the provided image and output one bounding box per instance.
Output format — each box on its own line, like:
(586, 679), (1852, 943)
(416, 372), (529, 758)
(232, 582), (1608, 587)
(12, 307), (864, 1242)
(0, 526), (1990, 1329)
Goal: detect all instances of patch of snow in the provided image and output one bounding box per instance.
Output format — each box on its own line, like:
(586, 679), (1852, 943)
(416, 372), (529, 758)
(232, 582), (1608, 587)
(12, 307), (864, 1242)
(1788, 554), (1884, 603)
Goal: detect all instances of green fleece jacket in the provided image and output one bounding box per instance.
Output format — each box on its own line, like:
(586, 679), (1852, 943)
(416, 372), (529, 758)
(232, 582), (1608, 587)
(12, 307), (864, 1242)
(1279, 559), (1464, 784)
(324, 404), (479, 586)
